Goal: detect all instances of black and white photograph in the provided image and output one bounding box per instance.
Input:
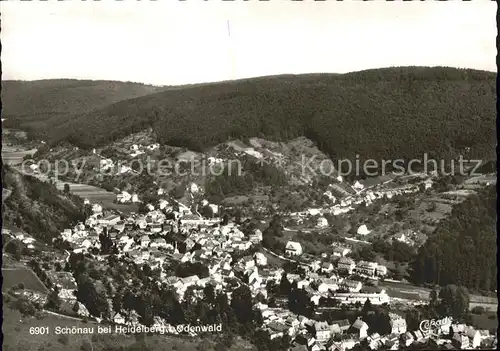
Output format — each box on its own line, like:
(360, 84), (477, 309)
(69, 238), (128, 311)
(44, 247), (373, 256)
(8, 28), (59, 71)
(1, 1), (497, 351)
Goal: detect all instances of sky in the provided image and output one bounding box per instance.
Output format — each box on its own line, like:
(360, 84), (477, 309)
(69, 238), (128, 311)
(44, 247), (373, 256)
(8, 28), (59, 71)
(1, 1), (496, 86)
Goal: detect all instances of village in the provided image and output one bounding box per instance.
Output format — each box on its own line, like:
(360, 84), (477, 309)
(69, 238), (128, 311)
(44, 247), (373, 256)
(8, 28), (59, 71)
(7, 166), (495, 351)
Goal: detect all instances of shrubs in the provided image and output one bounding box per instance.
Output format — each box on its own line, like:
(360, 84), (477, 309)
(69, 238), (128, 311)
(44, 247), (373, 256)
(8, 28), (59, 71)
(471, 306), (486, 315)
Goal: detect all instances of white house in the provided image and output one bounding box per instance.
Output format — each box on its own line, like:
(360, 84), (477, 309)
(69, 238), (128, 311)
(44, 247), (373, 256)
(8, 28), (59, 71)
(357, 225), (371, 236)
(351, 318), (369, 340)
(189, 183), (199, 194)
(315, 322), (332, 343)
(285, 241), (303, 256)
(140, 235), (151, 248)
(338, 257), (356, 274)
(388, 313), (407, 335)
(117, 191), (132, 203)
(92, 203), (103, 213)
(316, 217), (329, 228)
(332, 245), (351, 257)
(353, 181), (365, 191)
(465, 327), (481, 349)
(254, 252), (268, 266)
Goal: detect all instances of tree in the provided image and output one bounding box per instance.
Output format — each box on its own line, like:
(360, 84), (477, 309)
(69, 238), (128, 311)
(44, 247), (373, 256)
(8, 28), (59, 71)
(203, 284), (216, 305)
(279, 273), (291, 296)
(46, 290), (61, 311)
(201, 205), (214, 219)
(72, 301), (80, 314)
(362, 298), (373, 317)
(438, 284), (470, 320)
(75, 274), (109, 318)
(221, 214), (229, 226)
(230, 285), (254, 334)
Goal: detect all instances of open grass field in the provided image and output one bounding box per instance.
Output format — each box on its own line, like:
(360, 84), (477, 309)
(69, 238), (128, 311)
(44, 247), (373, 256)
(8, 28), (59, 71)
(2, 268), (48, 293)
(1, 144), (37, 165)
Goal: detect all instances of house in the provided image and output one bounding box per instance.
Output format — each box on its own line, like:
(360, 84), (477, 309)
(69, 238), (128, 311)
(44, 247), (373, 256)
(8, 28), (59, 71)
(357, 224), (371, 236)
(117, 191), (132, 203)
(297, 279), (310, 289)
(424, 178), (433, 190)
(356, 261), (378, 276)
(254, 252), (267, 266)
(401, 331), (414, 347)
(46, 271), (78, 299)
(337, 257), (355, 274)
(465, 327), (481, 349)
(285, 241), (303, 256)
(452, 333), (470, 349)
(388, 313), (407, 335)
(314, 321), (332, 343)
(15, 233), (25, 240)
(267, 321), (288, 340)
(317, 279), (338, 293)
(179, 214), (205, 227)
(147, 143), (159, 151)
(376, 265), (387, 276)
(140, 235), (151, 248)
(450, 324), (466, 334)
(332, 246), (351, 257)
(412, 330), (427, 343)
(113, 312), (126, 324)
(321, 262), (334, 274)
(92, 204), (103, 213)
(308, 260), (322, 272)
(339, 279), (362, 293)
(331, 319), (350, 334)
(317, 217), (329, 228)
(99, 214), (121, 226)
(350, 318), (369, 340)
(367, 333), (382, 350)
(150, 238), (167, 248)
(353, 181), (364, 191)
(248, 229), (263, 244)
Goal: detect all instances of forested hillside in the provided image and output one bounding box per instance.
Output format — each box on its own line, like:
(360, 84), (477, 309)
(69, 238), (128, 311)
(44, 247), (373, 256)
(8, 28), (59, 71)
(1, 79), (164, 136)
(1, 166), (88, 243)
(38, 67), (497, 161)
(410, 186), (497, 292)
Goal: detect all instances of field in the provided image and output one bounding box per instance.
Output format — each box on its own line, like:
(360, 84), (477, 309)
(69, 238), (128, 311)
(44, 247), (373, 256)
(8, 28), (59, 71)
(470, 312), (498, 333)
(3, 305), (256, 351)
(2, 268), (48, 293)
(1, 144), (37, 165)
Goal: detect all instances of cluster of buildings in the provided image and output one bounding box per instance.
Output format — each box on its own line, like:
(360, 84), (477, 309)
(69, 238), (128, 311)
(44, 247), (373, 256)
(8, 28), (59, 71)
(258, 306), (409, 350)
(260, 306), (495, 351)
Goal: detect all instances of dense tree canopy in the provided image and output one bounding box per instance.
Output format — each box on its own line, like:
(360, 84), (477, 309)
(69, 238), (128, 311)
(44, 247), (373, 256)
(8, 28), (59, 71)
(410, 186), (496, 291)
(7, 68), (495, 164)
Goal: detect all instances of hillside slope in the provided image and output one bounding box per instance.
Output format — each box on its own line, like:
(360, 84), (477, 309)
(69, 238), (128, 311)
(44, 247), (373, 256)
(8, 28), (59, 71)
(43, 67), (496, 161)
(410, 185), (497, 292)
(1, 79), (165, 135)
(2, 165), (87, 243)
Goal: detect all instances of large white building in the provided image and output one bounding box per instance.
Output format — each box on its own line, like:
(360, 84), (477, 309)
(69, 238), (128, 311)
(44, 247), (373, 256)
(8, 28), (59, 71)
(333, 290), (390, 305)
